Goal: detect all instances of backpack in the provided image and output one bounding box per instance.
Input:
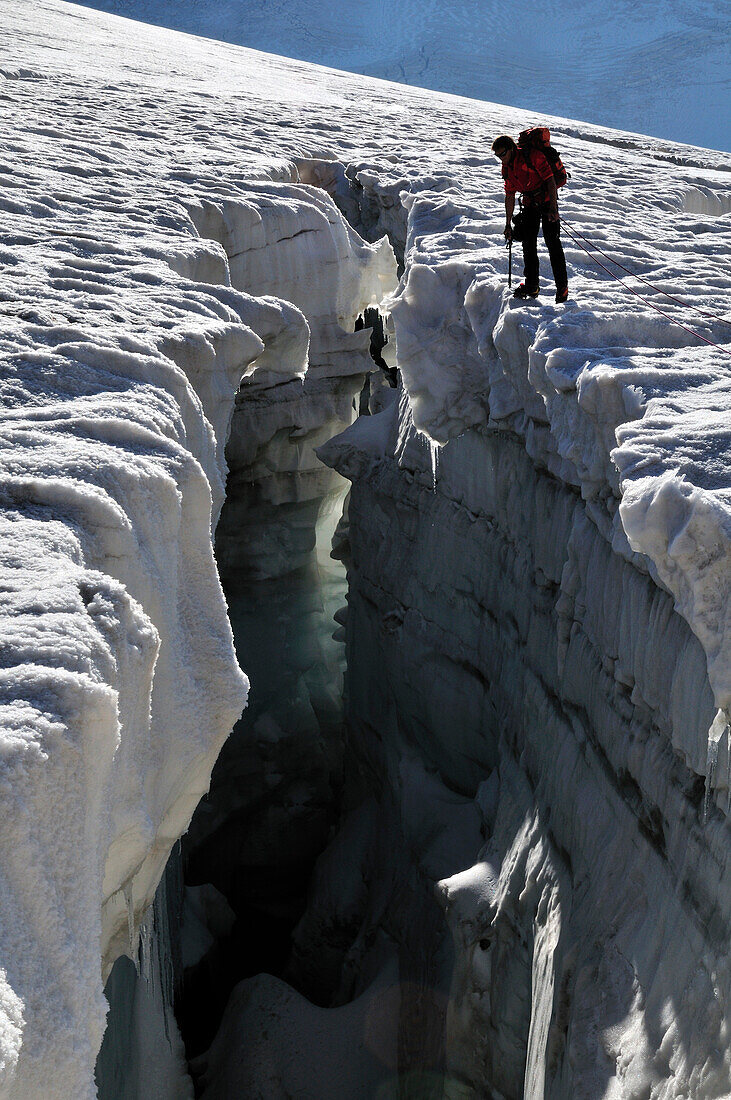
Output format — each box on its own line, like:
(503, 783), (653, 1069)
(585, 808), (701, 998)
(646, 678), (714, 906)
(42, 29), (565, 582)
(518, 127), (569, 188)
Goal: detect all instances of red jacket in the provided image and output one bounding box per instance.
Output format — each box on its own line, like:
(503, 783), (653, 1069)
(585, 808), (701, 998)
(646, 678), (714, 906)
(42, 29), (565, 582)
(503, 148), (554, 197)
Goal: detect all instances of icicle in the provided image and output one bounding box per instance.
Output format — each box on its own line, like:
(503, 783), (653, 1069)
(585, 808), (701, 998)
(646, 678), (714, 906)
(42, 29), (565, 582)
(123, 882), (138, 974)
(138, 908), (154, 986)
(703, 709), (730, 824)
(417, 428), (440, 492)
(429, 436), (440, 492)
(703, 738), (719, 824)
(156, 904), (172, 1045)
(158, 877), (174, 1010)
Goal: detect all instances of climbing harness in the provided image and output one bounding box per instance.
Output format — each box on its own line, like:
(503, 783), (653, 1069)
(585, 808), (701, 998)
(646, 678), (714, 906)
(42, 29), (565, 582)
(561, 219), (731, 357)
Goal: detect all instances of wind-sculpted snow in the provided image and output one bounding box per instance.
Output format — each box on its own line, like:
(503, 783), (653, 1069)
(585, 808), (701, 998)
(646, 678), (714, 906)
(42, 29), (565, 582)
(1, 0), (731, 1096)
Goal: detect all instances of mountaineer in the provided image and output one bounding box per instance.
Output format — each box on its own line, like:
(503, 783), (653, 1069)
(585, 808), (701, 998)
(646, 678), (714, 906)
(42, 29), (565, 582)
(492, 130), (569, 303)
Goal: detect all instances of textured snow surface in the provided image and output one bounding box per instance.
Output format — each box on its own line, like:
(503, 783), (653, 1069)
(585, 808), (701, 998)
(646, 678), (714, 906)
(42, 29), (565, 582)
(72, 0), (731, 152)
(0, 0), (730, 1096)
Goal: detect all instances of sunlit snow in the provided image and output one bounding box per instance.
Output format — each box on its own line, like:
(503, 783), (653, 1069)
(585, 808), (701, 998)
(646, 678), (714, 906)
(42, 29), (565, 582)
(1, 0), (730, 1097)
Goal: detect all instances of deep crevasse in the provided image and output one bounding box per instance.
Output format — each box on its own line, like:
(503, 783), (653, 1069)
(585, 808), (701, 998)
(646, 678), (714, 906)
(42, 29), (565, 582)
(193, 163), (731, 1097)
(1, 2), (731, 1097)
(0, 69), (396, 1100)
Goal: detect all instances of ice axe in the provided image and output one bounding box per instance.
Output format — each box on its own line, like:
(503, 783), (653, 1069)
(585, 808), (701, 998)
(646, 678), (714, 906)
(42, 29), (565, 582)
(506, 235), (512, 288)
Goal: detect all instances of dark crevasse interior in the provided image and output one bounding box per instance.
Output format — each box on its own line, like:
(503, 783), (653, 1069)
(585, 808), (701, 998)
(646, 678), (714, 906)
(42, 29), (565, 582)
(97, 401), (353, 1094)
(176, 310), (401, 1074)
(180, 495), (351, 1058)
(94, 156), (402, 1095)
(96, 301), (396, 1099)
(93, 157), (731, 1100)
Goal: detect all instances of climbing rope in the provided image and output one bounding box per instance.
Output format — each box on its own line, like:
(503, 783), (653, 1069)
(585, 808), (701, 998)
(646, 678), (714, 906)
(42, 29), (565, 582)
(562, 219), (731, 327)
(559, 220), (731, 358)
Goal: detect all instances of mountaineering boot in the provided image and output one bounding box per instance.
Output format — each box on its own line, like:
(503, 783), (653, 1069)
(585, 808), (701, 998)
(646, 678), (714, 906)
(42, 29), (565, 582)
(513, 283), (539, 299)
(555, 286), (569, 303)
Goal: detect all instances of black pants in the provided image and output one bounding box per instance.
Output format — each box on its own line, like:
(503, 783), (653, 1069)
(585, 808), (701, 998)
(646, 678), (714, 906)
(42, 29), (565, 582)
(521, 206), (567, 290)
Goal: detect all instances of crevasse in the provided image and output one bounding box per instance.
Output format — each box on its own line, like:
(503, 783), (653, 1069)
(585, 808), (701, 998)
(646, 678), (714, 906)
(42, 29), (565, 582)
(2, 4), (731, 1098)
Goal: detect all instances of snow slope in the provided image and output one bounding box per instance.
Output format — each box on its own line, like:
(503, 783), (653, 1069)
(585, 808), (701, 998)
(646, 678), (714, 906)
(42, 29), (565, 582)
(71, 0), (731, 152)
(0, 0), (730, 1096)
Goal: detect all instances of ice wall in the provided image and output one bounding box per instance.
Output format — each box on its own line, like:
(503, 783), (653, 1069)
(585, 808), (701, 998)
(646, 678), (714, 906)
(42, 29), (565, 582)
(0, 219), (269, 1096)
(308, 179), (731, 1096)
(321, 396), (729, 1095)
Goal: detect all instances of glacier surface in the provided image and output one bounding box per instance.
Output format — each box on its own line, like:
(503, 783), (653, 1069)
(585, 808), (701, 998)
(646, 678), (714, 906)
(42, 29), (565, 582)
(71, 0), (731, 152)
(0, 1), (730, 1097)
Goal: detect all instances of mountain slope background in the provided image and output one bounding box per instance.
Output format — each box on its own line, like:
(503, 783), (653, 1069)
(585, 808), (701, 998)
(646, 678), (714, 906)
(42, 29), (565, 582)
(72, 0), (730, 151)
